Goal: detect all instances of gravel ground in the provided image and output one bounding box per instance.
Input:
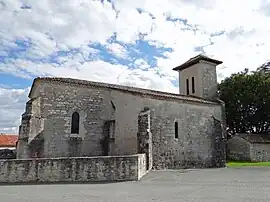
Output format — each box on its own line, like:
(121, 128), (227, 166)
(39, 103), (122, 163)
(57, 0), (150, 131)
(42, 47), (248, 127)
(1, 167), (270, 202)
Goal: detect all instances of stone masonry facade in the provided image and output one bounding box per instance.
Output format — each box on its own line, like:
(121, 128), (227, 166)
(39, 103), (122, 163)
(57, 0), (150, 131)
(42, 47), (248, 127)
(15, 54), (226, 172)
(16, 78), (226, 170)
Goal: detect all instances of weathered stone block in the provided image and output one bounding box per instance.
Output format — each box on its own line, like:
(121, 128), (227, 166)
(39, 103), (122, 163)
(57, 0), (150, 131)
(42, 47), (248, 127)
(0, 154), (146, 184)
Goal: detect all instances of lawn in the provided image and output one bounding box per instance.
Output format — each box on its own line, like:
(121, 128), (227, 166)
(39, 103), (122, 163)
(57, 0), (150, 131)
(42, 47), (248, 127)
(227, 161), (270, 167)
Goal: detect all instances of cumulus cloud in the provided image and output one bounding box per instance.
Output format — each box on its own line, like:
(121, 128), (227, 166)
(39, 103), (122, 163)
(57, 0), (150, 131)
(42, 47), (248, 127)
(0, 0), (270, 132)
(105, 43), (129, 59)
(0, 87), (29, 133)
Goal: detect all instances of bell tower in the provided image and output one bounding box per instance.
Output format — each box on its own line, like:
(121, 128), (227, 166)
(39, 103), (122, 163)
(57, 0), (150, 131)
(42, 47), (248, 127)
(173, 54), (223, 99)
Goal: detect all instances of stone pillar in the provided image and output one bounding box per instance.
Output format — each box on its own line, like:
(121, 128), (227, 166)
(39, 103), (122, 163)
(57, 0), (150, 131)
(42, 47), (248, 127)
(212, 116), (226, 168)
(137, 109), (153, 170)
(220, 102), (227, 140)
(16, 139), (30, 159)
(16, 124), (30, 159)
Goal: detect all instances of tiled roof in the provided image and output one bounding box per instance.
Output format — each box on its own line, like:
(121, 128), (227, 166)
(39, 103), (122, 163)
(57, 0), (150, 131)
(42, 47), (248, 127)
(236, 133), (270, 143)
(28, 77), (223, 105)
(0, 134), (18, 147)
(173, 54), (223, 71)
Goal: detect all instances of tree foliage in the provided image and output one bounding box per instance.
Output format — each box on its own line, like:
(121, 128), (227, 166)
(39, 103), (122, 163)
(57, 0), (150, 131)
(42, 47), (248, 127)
(218, 68), (270, 137)
(257, 60), (270, 73)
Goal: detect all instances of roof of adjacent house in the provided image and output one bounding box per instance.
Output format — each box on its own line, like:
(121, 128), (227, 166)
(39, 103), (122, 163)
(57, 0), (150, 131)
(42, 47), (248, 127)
(172, 54), (223, 71)
(0, 134), (18, 147)
(236, 133), (270, 143)
(28, 77), (224, 106)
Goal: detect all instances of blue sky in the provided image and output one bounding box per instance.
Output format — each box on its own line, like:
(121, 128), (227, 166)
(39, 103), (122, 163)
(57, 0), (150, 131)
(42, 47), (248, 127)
(0, 0), (270, 133)
(0, 37), (173, 88)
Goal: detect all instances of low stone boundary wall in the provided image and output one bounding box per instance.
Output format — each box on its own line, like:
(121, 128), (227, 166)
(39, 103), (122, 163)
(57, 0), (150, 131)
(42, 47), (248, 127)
(0, 154), (146, 184)
(138, 152), (147, 179)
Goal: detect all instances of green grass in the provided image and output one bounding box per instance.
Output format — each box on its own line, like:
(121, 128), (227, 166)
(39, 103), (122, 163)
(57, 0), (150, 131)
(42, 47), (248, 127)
(226, 161), (270, 167)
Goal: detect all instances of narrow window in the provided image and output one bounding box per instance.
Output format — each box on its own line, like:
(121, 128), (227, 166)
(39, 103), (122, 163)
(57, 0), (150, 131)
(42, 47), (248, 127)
(174, 121), (179, 139)
(71, 112), (80, 134)
(192, 77), (195, 94)
(186, 79), (189, 95)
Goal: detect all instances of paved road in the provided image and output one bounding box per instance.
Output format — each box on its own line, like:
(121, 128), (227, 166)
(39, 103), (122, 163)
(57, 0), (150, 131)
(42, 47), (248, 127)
(1, 167), (270, 202)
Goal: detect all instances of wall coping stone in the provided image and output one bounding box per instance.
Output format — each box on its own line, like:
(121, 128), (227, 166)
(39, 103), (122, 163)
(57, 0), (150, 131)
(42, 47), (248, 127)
(0, 154), (144, 162)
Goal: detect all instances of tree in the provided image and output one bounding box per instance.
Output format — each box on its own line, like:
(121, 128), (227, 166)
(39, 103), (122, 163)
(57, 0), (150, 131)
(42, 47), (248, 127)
(257, 60), (270, 73)
(218, 68), (270, 137)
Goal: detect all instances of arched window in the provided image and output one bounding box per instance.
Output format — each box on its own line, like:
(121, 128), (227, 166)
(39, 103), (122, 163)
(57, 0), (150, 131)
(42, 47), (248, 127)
(174, 121), (179, 139)
(71, 112), (80, 134)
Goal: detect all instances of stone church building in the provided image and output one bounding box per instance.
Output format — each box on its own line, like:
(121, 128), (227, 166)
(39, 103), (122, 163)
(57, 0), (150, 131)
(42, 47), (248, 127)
(16, 54), (226, 169)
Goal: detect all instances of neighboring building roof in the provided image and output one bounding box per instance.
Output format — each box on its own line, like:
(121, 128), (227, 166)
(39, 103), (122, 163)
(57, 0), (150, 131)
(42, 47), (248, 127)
(236, 133), (270, 143)
(28, 77), (223, 105)
(0, 134), (18, 147)
(172, 54), (223, 71)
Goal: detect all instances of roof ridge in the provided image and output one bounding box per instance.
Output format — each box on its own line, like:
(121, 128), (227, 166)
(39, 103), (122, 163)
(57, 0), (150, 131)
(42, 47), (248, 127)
(29, 77), (221, 105)
(0, 133), (18, 136)
(173, 54), (222, 71)
(236, 133), (270, 143)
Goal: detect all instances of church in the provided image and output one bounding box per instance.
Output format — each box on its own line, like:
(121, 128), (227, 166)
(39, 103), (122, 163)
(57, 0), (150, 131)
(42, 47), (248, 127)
(16, 54), (226, 169)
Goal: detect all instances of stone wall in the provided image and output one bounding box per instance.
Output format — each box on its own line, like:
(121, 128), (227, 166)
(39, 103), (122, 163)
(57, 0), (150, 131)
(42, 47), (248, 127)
(0, 154), (146, 184)
(202, 62), (218, 99)
(226, 137), (251, 161)
(138, 152), (147, 179)
(250, 143), (270, 162)
(17, 97), (45, 159)
(211, 116), (226, 167)
(18, 78), (226, 169)
(137, 109), (153, 170)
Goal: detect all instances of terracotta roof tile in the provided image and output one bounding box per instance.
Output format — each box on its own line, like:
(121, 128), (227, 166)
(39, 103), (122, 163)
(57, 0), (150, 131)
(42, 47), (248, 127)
(0, 134), (18, 147)
(172, 54), (223, 71)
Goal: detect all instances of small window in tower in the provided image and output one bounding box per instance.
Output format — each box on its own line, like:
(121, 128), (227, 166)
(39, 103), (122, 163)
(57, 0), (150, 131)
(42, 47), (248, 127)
(192, 77), (195, 94)
(174, 121), (179, 139)
(71, 112), (80, 134)
(186, 79), (189, 95)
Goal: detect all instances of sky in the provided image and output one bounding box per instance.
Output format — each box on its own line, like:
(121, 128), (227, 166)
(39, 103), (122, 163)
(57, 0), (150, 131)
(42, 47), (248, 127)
(0, 0), (270, 134)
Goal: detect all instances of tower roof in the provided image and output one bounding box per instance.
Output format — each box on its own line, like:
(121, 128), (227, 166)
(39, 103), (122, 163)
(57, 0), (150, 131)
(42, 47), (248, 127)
(172, 54), (223, 71)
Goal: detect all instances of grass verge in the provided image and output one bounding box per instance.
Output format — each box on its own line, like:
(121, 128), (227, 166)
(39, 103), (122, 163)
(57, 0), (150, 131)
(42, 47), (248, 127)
(226, 161), (270, 167)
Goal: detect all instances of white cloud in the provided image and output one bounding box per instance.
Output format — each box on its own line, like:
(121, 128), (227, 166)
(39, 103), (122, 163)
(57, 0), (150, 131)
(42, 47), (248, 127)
(0, 87), (29, 134)
(105, 43), (129, 59)
(0, 56), (175, 91)
(260, 0), (270, 16)
(0, 0), (117, 53)
(1, 0), (270, 131)
(114, 6), (154, 43)
(133, 58), (150, 70)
